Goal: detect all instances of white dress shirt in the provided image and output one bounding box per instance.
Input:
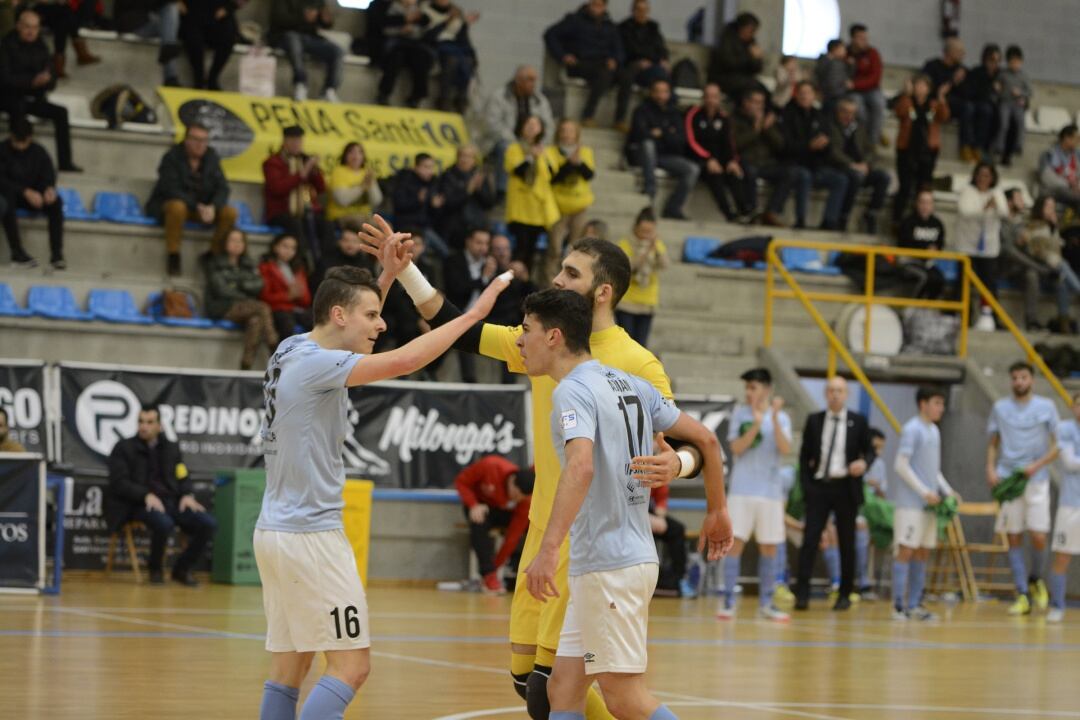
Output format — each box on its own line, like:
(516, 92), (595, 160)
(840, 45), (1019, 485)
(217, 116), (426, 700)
(816, 409), (849, 480)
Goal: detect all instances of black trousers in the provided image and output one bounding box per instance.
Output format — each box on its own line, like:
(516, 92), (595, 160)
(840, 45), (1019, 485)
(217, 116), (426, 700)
(0, 96), (74, 169)
(508, 222), (546, 272)
(796, 478), (859, 598)
(893, 149), (937, 221)
(464, 505), (514, 577)
(127, 503), (218, 574)
(378, 39), (434, 103)
(181, 14), (236, 89)
(701, 166), (750, 220)
(653, 513), (687, 590)
(567, 58), (614, 120)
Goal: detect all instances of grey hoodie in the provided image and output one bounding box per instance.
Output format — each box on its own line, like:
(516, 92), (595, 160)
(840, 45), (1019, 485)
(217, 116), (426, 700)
(815, 54), (850, 102)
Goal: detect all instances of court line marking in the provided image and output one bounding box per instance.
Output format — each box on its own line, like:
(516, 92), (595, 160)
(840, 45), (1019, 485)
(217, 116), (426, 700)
(656, 691), (851, 720)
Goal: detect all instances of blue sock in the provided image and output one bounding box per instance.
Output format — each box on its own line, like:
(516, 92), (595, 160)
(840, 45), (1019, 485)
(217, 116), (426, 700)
(723, 554), (740, 606)
(775, 542), (788, 584)
(649, 705), (679, 720)
(1050, 573), (1067, 610)
(260, 681), (299, 720)
(1032, 547), (1048, 582)
(856, 528), (870, 588)
(1008, 547), (1029, 596)
(758, 554), (776, 607)
(907, 560), (927, 611)
(892, 560), (909, 611)
(824, 546), (841, 586)
(550, 713), (586, 720)
(298, 676), (355, 720)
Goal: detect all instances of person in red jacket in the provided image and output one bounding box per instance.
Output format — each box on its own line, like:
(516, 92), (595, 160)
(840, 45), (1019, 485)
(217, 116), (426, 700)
(454, 454), (534, 594)
(262, 125), (333, 264)
(848, 24), (886, 151)
(258, 233), (313, 341)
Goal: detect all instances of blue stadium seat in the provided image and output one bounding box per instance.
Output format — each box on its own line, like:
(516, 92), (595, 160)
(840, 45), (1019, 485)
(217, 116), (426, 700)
(27, 286), (92, 321)
(216, 319), (240, 330)
(57, 187), (100, 221)
(145, 291), (216, 328)
(780, 246), (842, 276)
(88, 289), (154, 325)
(92, 192), (157, 226)
(681, 236), (745, 269)
(0, 283), (32, 317)
(232, 201), (283, 235)
(936, 260), (959, 284)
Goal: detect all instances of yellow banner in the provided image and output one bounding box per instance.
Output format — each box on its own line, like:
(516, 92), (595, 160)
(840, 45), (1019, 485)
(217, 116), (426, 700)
(157, 88), (470, 185)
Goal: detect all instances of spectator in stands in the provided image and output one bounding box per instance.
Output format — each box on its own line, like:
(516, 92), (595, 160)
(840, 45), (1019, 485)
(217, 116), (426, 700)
(0, 408), (25, 451)
(650, 483), (689, 596)
(204, 229), (278, 370)
(270, 0), (343, 102)
(686, 82), (749, 222)
(1001, 190), (1056, 330)
(113, 0), (183, 86)
(827, 98), (890, 234)
(1023, 196), (1080, 332)
(992, 45), (1031, 167)
(444, 227), (494, 382)
(732, 88), (798, 227)
(326, 141), (383, 229)
(421, 0), (478, 112)
(782, 81), (849, 230)
(259, 233), (313, 341)
(391, 152), (450, 258)
(482, 65), (554, 197)
(615, 206), (666, 347)
(179, 0), (238, 91)
(454, 455), (533, 594)
(262, 125), (332, 264)
(897, 190), (947, 299)
(543, 0), (623, 127)
(435, 143), (495, 251)
(504, 114), (558, 272)
(582, 217), (609, 241)
(0, 117), (63, 269)
(772, 55), (802, 110)
(628, 78), (699, 220)
(708, 11), (763, 101)
(312, 220), (375, 290)
(1038, 125), (1080, 213)
(376, 229), (443, 365)
(18, 1), (100, 77)
(814, 39), (850, 117)
(147, 122), (236, 277)
(614, 0), (669, 133)
(544, 119), (595, 284)
(921, 36), (966, 95)
(893, 74), (950, 224)
(0, 9), (79, 172)
(377, 0), (434, 107)
(487, 232), (535, 335)
(956, 162), (1008, 323)
(105, 405), (217, 586)
(955, 44), (1001, 163)
(848, 23), (885, 149)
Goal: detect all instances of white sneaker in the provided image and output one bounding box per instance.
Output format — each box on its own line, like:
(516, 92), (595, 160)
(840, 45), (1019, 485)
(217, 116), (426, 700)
(757, 605), (791, 623)
(1047, 608), (1065, 623)
(322, 88), (340, 103)
(907, 606), (938, 622)
(293, 83), (308, 102)
(892, 607), (909, 621)
(716, 599), (736, 620)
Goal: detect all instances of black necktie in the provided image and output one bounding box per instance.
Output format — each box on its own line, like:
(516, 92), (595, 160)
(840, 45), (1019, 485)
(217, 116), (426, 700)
(822, 415), (839, 480)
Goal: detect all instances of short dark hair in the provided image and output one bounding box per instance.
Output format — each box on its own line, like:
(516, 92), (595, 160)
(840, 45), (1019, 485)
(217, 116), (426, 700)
(1008, 360), (1034, 375)
(266, 233), (305, 271)
(313, 267), (382, 326)
(139, 405), (160, 421)
(9, 116), (33, 142)
(1005, 44), (1023, 61)
(827, 39), (844, 53)
(740, 367), (772, 385)
(184, 122), (209, 137)
(649, 77), (671, 93)
(414, 152), (433, 166)
(521, 288), (592, 355)
(734, 12), (759, 29)
(1060, 124), (1078, 142)
(512, 467), (535, 495)
(971, 161), (998, 188)
(634, 206), (656, 226)
(916, 386), (946, 405)
(1005, 187), (1022, 203)
(466, 226), (491, 241)
(849, 23), (867, 37)
(981, 43), (1001, 64)
(869, 426), (886, 441)
(795, 80), (816, 92)
(569, 237), (632, 307)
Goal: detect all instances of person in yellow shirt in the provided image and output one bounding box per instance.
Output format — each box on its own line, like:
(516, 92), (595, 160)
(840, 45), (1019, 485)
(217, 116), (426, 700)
(505, 115), (559, 276)
(616, 207), (668, 347)
(326, 141), (383, 226)
(543, 119), (595, 286)
(357, 214), (731, 720)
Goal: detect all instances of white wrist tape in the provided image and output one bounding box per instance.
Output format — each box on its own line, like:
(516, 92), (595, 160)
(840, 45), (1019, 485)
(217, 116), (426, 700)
(398, 263), (438, 305)
(676, 449), (697, 478)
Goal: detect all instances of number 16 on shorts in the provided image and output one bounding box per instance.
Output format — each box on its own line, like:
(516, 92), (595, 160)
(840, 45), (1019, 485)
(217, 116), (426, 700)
(331, 605), (364, 640)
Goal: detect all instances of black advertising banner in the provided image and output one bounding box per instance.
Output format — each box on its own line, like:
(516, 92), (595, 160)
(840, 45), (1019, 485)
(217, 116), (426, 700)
(0, 360), (48, 457)
(674, 395), (737, 476)
(0, 454), (44, 589)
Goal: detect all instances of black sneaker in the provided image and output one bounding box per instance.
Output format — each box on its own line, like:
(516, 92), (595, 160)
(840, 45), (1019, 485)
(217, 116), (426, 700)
(50, 258), (67, 270)
(171, 569), (200, 587)
(12, 255), (38, 269)
(148, 569), (165, 585)
(167, 253), (181, 276)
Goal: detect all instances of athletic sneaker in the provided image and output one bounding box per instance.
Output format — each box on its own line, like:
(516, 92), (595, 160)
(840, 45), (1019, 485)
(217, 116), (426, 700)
(716, 597), (736, 620)
(481, 572), (505, 595)
(757, 605), (791, 623)
(828, 589), (861, 604)
(892, 607), (909, 621)
(907, 606), (938, 622)
(323, 88), (340, 103)
(1008, 594), (1032, 616)
(773, 584), (796, 606)
(1030, 579), (1049, 611)
(293, 82), (308, 102)
(679, 578), (697, 598)
(1047, 608), (1065, 623)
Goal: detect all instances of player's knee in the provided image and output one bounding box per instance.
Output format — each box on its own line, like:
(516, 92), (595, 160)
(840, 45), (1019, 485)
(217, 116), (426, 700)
(525, 666), (551, 720)
(1031, 532), (1048, 549)
(337, 662), (370, 690)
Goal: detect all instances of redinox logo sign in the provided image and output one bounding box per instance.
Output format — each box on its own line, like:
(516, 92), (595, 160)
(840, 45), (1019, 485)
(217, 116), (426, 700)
(75, 380), (141, 456)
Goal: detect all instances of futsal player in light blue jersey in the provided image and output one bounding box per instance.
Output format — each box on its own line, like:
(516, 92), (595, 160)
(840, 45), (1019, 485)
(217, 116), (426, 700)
(1049, 391), (1080, 623)
(987, 361), (1060, 615)
(856, 428), (888, 597)
(254, 243), (510, 720)
(518, 288), (734, 720)
(892, 387), (957, 621)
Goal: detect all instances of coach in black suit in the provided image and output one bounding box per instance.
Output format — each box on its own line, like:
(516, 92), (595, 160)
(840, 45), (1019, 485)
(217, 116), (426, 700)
(443, 227), (495, 382)
(795, 376), (874, 611)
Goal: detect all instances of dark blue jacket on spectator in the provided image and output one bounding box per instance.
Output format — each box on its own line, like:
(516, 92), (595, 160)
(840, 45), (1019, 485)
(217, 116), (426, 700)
(391, 168), (436, 229)
(628, 97), (686, 156)
(543, 5), (624, 65)
(781, 102), (830, 168)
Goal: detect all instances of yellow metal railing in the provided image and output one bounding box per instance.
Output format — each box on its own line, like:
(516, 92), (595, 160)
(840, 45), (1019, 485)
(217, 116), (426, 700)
(763, 238), (1072, 432)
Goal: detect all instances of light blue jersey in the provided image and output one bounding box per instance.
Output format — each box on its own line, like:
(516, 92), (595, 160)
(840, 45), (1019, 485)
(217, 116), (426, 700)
(777, 464), (797, 499)
(256, 334), (360, 533)
(865, 457), (888, 495)
(727, 405), (791, 500)
(551, 360), (681, 576)
(894, 417), (943, 510)
(987, 395), (1059, 483)
(1056, 419), (1080, 508)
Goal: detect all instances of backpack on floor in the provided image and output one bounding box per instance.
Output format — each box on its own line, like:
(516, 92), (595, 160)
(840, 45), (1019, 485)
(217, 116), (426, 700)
(90, 84), (158, 129)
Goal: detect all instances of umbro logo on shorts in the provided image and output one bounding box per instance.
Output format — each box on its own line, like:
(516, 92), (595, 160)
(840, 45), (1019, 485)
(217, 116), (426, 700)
(584, 653), (596, 663)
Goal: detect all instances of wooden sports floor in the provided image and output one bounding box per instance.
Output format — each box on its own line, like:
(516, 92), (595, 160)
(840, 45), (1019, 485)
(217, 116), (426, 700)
(3, 575), (1078, 720)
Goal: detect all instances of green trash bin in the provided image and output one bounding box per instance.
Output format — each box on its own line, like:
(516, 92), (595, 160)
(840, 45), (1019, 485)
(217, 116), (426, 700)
(212, 469), (266, 585)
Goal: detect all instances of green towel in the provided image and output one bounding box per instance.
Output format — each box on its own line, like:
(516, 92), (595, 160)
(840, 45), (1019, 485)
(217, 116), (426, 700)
(930, 495), (959, 538)
(786, 472), (805, 521)
(739, 421), (764, 449)
(861, 485), (894, 550)
(992, 469), (1028, 504)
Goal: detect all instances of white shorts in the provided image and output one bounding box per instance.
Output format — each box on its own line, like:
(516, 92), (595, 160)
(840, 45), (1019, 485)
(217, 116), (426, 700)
(729, 495), (786, 545)
(995, 481), (1052, 535)
(1052, 506), (1080, 554)
(254, 528), (370, 653)
(556, 563), (658, 675)
(893, 508), (938, 552)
